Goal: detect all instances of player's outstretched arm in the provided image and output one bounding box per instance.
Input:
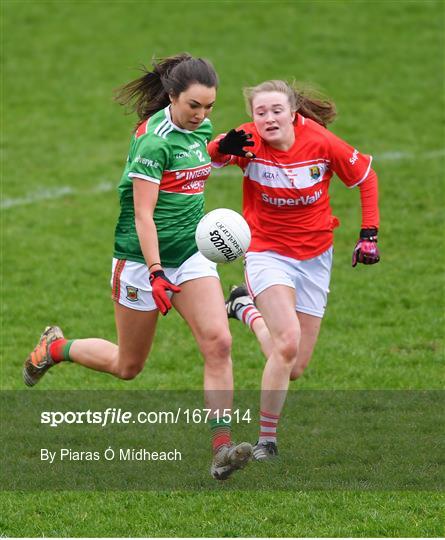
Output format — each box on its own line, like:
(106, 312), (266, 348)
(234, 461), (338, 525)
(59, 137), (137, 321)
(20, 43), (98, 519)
(217, 129), (255, 158)
(208, 129), (255, 167)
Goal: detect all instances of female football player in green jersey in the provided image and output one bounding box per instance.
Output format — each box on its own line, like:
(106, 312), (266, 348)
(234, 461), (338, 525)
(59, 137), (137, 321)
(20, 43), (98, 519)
(23, 53), (253, 480)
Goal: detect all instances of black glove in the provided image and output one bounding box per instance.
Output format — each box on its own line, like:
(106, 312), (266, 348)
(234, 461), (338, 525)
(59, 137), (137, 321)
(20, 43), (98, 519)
(218, 129), (256, 158)
(352, 228), (380, 267)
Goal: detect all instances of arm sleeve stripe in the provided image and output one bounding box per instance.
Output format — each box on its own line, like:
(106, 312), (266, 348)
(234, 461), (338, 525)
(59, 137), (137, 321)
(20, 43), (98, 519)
(128, 173), (161, 184)
(211, 159), (231, 168)
(348, 156), (373, 189)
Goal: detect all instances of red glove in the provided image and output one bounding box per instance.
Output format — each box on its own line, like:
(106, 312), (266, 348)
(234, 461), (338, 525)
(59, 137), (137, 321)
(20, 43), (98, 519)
(149, 270), (181, 315)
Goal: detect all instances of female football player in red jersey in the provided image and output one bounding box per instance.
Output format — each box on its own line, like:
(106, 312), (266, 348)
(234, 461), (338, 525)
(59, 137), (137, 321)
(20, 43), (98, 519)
(208, 80), (380, 461)
(23, 54), (252, 480)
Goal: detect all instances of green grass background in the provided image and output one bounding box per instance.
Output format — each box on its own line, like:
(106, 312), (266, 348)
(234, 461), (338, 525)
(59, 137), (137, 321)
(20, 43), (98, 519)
(1, 0), (444, 537)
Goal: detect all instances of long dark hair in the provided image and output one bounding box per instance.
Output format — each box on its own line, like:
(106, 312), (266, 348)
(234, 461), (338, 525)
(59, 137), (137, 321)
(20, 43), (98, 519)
(115, 53), (218, 123)
(243, 79), (337, 127)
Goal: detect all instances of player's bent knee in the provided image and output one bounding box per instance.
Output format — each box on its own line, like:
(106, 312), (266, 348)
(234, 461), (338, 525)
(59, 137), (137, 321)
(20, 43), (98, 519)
(115, 362), (144, 380)
(200, 331), (232, 360)
(276, 334), (299, 364)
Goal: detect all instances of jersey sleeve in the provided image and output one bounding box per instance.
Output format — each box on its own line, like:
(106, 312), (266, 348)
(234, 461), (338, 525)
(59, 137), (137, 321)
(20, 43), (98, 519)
(128, 137), (170, 185)
(326, 130), (373, 188)
(358, 169), (380, 229)
(207, 134), (233, 168)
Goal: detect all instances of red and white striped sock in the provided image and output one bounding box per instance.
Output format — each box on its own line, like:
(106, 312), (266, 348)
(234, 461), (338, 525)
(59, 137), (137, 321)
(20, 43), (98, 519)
(258, 410), (280, 444)
(237, 304), (263, 332)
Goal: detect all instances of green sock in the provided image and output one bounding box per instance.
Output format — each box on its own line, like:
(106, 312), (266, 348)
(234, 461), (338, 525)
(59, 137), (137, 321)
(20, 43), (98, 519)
(63, 339), (75, 362)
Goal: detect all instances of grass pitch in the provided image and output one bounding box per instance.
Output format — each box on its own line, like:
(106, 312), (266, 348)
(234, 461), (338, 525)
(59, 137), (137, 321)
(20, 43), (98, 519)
(1, 0), (444, 537)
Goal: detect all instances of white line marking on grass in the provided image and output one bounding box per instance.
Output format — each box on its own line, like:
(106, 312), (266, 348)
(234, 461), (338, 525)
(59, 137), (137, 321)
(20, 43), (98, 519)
(376, 148), (445, 161)
(2, 149), (444, 210)
(93, 181), (114, 193)
(1, 182), (115, 210)
(1, 186), (75, 209)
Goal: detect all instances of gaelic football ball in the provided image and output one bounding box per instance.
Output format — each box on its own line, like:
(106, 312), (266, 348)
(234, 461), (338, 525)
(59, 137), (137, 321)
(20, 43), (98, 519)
(195, 208), (251, 264)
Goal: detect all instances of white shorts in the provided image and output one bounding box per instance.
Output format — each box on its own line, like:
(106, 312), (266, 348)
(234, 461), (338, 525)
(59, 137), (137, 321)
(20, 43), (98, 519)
(111, 251), (219, 311)
(244, 248), (333, 318)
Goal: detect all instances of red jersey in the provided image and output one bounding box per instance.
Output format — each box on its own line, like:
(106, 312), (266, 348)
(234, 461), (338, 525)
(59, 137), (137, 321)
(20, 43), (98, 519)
(209, 114), (374, 260)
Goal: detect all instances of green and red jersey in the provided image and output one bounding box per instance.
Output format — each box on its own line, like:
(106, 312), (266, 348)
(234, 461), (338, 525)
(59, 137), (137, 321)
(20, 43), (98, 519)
(114, 106), (213, 267)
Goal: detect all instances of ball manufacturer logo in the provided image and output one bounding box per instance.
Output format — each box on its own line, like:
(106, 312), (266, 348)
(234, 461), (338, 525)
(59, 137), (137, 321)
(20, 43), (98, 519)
(209, 230), (238, 261)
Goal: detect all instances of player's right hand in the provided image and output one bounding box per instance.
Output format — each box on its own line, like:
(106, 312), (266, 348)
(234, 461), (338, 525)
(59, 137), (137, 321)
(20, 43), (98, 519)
(149, 270), (181, 315)
(217, 129), (256, 158)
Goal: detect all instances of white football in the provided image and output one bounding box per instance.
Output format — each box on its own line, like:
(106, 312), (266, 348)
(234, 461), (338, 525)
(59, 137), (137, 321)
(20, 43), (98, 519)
(195, 208), (251, 264)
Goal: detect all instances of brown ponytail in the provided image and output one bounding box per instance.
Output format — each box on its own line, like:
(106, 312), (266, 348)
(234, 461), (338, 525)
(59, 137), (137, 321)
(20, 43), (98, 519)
(115, 52), (218, 123)
(243, 79), (336, 127)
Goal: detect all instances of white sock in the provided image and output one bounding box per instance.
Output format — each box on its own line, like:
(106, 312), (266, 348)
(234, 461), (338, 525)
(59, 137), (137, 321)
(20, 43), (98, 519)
(236, 301), (263, 331)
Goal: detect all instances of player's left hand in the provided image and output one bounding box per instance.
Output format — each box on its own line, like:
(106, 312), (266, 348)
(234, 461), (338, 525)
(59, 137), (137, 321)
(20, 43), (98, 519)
(352, 228), (380, 267)
(217, 129), (256, 158)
